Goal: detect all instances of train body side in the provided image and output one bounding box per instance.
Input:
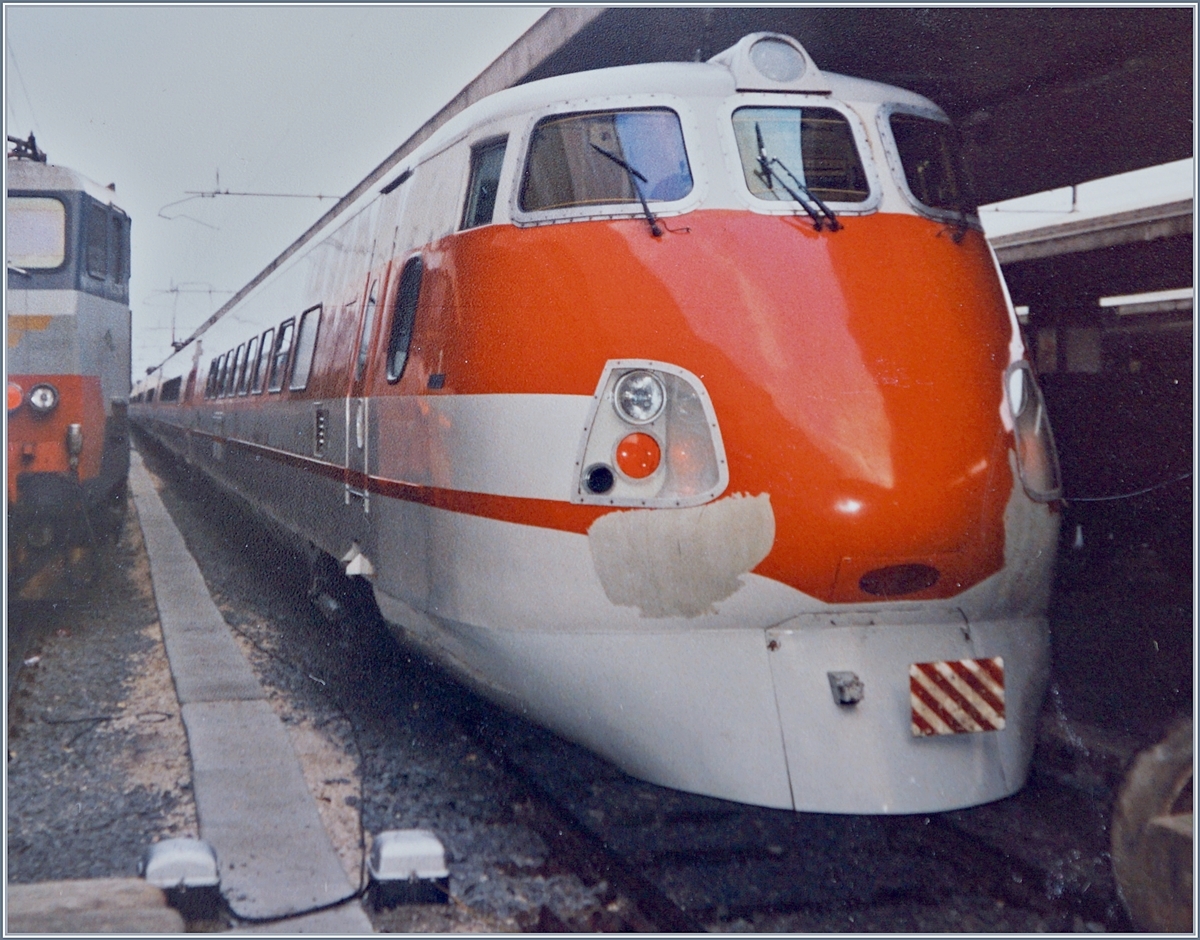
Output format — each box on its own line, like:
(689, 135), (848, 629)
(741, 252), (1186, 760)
(131, 37), (1060, 813)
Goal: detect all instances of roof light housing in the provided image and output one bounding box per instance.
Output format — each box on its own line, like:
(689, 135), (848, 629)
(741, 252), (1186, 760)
(709, 32), (831, 94)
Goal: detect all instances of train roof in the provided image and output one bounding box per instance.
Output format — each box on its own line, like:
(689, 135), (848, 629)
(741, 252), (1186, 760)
(6, 157), (124, 206)
(417, 56), (943, 161)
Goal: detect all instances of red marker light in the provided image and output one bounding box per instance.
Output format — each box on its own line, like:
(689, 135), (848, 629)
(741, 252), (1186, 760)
(615, 432), (661, 479)
(7, 382), (23, 412)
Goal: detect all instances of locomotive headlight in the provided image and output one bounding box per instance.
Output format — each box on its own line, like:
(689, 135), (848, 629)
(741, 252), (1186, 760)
(7, 382), (23, 412)
(28, 383), (59, 415)
(613, 371), (665, 424)
(1005, 362), (1062, 501)
(1006, 367), (1028, 419)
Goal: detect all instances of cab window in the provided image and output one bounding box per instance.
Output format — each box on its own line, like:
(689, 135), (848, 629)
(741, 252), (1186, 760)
(888, 113), (976, 214)
(732, 107), (869, 203)
(7, 197), (66, 269)
(461, 138), (507, 229)
(520, 109), (692, 212)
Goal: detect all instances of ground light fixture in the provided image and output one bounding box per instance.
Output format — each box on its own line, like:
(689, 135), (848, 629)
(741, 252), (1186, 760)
(140, 837), (221, 920)
(367, 829), (450, 908)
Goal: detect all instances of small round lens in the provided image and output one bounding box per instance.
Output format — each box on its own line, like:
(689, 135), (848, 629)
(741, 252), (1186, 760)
(585, 464), (615, 494)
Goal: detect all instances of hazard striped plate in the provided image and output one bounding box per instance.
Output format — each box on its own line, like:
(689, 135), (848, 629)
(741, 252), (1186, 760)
(910, 657), (1005, 736)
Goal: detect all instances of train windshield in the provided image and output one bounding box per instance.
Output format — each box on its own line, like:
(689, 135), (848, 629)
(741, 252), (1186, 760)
(888, 113), (976, 214)
(7, 197), (67, 269)
(732, 107), (870, 204)
(520, 108), (693, 212)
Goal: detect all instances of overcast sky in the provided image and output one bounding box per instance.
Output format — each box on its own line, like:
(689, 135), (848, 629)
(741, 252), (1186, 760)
(5, 4), (548, 375)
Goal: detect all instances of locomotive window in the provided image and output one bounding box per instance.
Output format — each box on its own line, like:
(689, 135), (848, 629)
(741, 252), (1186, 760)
(252, 328), (274, 394)
(110, 211), (129, 283)
(85, 202), (108, 278)
(387, 256), (423, 383)
(7, 197), (66, 269)
(520, 109), (692, 211)
(461, 137), (507, 229)
(267, 319), (295, 393)
(238, 335), (259, 395)
(888, 113), (976, 214)
(230, 344), (247, 397)
(354, 283), (377, 383)
(732, 107), (869, 203)
(290, 305), (322, 391)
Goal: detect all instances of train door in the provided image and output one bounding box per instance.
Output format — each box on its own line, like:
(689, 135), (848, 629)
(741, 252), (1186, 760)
(344, 275), (382, 528)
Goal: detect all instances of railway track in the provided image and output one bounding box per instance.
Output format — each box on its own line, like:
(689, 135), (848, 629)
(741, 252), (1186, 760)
(128, 436), (1131, 932)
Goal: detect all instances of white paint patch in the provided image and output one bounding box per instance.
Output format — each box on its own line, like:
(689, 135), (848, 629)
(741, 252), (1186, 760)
(587, 493), (775, 618)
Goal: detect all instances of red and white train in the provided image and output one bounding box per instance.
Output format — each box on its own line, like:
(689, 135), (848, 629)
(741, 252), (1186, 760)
(132, 33), (1062, 814)
(8, 135), (132, 599)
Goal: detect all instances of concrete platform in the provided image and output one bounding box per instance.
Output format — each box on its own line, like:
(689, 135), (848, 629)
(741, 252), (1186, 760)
(128, 449), (372, 932)
(6, 878), (185, 933)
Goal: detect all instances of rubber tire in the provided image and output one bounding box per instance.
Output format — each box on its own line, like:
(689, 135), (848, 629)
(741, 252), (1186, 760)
(1111, 719), (1193, 932)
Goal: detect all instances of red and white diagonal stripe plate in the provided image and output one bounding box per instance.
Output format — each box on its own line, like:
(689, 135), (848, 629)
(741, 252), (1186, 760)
(910, 657), (1005, 736)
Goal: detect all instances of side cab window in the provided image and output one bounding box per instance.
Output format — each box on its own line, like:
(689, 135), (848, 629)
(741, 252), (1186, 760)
(461, 137), (508, 229)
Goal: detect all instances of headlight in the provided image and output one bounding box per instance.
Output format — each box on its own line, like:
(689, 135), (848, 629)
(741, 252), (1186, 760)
(28, 383), (59, 414)
(1006, 367), (1028, 419)
(749, 36), (806, 83)
(1005, 362), (1061, 501)
(613, 370), (665, 424)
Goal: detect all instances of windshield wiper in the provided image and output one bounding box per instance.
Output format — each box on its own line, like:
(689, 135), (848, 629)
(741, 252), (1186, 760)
(7, 262), (29, 276)
(755, 124), (840, 232)
(590, 143), (663, 238)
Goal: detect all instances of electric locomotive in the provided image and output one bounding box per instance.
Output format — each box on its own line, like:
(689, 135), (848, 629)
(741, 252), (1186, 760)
(132, 34), (1061, 813)
(7, 135), (132, 598)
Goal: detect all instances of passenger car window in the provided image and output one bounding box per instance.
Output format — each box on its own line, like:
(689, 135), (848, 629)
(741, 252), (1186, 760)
(215, 353), (230, 398)
(252, 328), (274, 394)
(732, 107), (869, 203)
(888, 113), (975, 214)
(7, 197), (66, 269)
(520, 109), (692, 212)
(290, 305), (321, 391)
(229, 344), (246, 396)
(387, 257), (423, 383)
(267, 319), (294, 393)
(461, 138), (507, 229)
(238, 335), (259, 395)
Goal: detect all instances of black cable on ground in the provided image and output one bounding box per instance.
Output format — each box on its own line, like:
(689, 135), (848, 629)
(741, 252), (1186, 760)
(1065, 470), (1191, 504)
(219, 617), (370, 925)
